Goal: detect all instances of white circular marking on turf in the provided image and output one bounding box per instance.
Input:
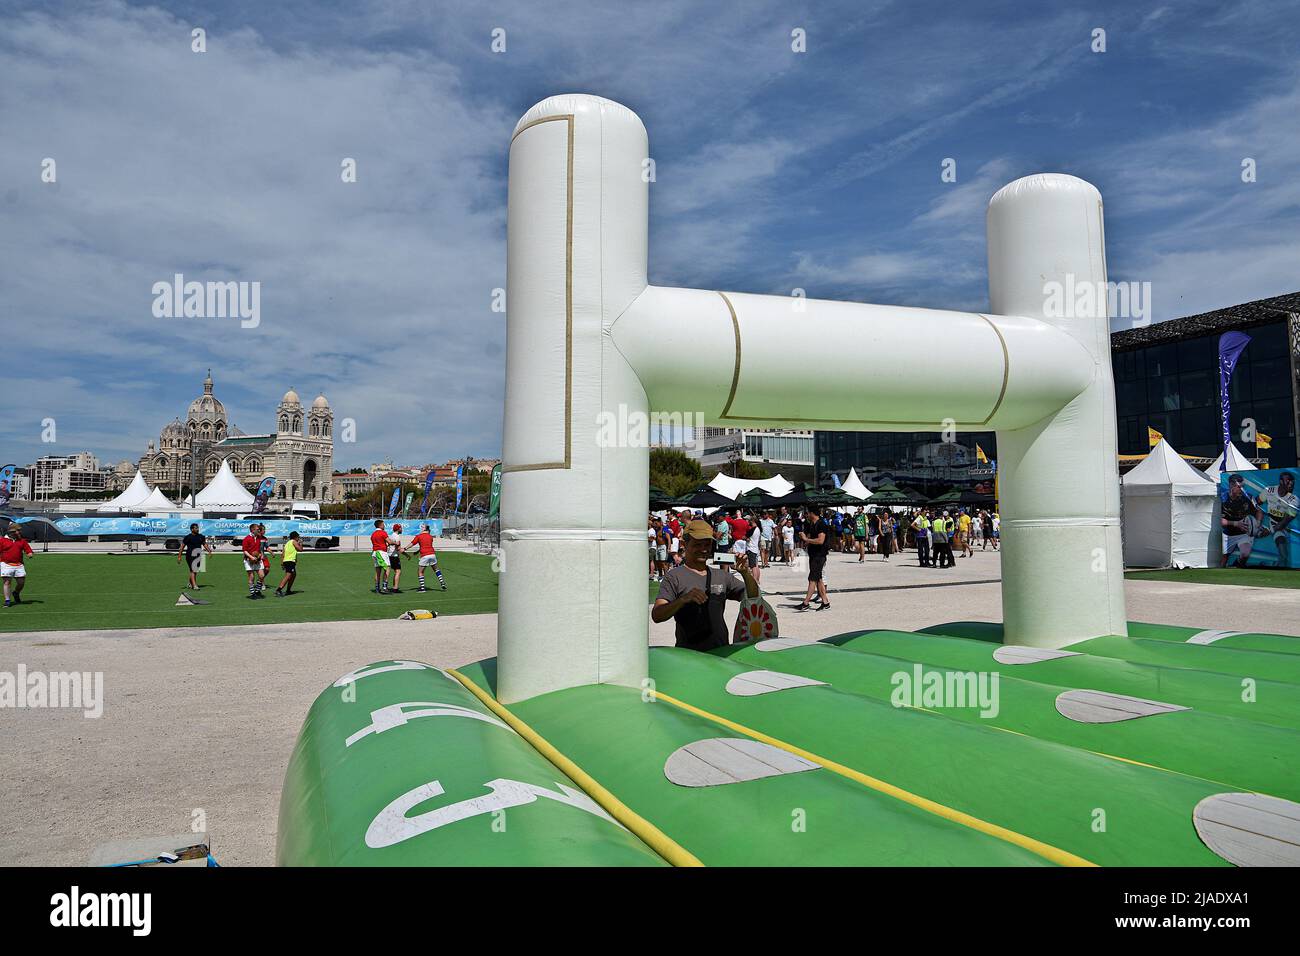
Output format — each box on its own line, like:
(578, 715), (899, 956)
(663, 737), (820, 787)
(724, 670), (827, 697)
(1192, 792), (1300, 867)
(1186, 629), (1245, 646)
(753, 637), (825, 652)
(1054, 689), (1189, 723)
(992, 646), (1082, 665)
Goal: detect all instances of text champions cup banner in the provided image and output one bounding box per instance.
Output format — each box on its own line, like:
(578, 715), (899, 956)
(12, 516), (443, 539)
(1220, 468), (1299, 569)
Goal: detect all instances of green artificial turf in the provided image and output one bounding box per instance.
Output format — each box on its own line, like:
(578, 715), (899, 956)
(0, 551), (501, 632)
(0, 551), (665, 632)
(1125, 567), (1300, 590)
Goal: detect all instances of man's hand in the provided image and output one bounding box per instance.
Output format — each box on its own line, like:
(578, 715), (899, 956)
(682, 588), (708, 605)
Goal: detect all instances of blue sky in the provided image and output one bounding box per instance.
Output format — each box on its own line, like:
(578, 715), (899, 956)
(2, 0), (1297, 468)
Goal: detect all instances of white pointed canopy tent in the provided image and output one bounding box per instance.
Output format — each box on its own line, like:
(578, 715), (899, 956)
(1121, 439), (1218, 568)
(192, 459), (255, 510)
(136, 486), (181, 513)
(497, 94), (1126, 703)
(706, 473), (795, 500)
(96, 470), (152, 512)
(839, 468), (873, 502)
(1204, 442), (1257, 482)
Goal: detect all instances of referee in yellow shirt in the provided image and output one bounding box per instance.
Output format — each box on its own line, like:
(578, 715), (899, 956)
(275, 531), (302, 597)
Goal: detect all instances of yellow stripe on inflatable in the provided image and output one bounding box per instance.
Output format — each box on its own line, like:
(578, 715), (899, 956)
(448, 669), (705, 868)
(652, 689), (1097, 868)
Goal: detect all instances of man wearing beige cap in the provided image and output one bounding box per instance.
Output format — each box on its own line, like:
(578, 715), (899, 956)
(651, 519), (759, 651)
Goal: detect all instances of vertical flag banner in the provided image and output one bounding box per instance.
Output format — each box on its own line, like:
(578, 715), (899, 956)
(1147, 426), (1163, 448)
(0, 464), (16, 509)
(454, 463), (464, 512)
(252, 477), (276, 513)
(418, 470), (436, 516)
(488, 464), (502, 521)
(402, 492), (414, 518)
(1257, 432), (1272, 450)
(831, 473), (842, 489)
(387, 487), (401, 517)
(1218, 331), (1251, 454)
(976, 445), (988, 464)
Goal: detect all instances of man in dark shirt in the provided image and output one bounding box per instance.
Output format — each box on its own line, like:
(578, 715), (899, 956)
(652, 519), (759, 651)
(177, 522), (212, 590)
(797, 505), (832, 611)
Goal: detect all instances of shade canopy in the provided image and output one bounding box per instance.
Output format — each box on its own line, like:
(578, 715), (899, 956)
(706, 473), (795, 500)
(193, 459), (255, 509)
(97, 471), (152, 512)
(839, 468), (872, 501)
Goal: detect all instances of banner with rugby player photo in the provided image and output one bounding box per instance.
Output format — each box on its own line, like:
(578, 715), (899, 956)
(252, 477), (276, 513)
(1219, 469), (1299, 569)
(0, 464), (16, 509)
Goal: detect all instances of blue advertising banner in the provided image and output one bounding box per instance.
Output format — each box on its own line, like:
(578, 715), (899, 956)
(1217, 331), (1251, 454)
(386, 486), (402, 518)
(11, 516), (443, 539)
(252, 477), (276, 513)
(0, 465), (15, 509)
(1219, 469), (1299, 569)
(418, 470), (436, 516)
(454, 463), (464, 511)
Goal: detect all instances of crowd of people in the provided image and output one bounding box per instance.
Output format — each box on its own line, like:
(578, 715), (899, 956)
(649, 502), (1000, 649)
(648, 503), (1000, 607)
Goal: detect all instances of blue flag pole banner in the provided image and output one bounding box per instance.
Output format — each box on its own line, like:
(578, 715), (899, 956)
(454, 464), (464, 511)
(418, 470), (436, 516)
(387, 486), (402, 518)
(252, 477), (276, 514)
(13, 515), (443, 539)
(832, 473), (842, 489)
(1220, 468), (1299, 569)
(0, 464), (15, 509)
(1217, 331), (1251, 454)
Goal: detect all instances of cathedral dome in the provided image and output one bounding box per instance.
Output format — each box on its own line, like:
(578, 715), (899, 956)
(311, 394), (330, 409)
(162, 418), (186, 437)
(187, 393), (226, 424)
(281, 388), (302, 406)
(188, 370), (227, 426)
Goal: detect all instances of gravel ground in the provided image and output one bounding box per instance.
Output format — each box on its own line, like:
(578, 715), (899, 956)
(1, 547), (1295, 866)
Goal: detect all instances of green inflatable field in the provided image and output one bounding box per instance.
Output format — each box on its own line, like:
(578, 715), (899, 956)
(278, 622), (1300, 866)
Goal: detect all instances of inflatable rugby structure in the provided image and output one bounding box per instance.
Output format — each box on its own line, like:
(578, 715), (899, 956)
(278, 95), (1300, 867)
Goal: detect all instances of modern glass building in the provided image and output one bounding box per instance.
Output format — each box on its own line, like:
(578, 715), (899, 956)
(815, 291), (1300, 488)
(1111, 292), (1298, 469)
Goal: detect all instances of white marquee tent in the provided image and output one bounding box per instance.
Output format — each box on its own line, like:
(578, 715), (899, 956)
(192, 459), (255, 510)
(96, 470), (152, 512)
(1121, 439), (1218, 568)
(137, 487), (181, 513)
(1204, 442), (1258, 483)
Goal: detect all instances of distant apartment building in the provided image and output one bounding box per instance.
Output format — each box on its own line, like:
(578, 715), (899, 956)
(31, 453), (108, 496)
(678, 427), (814, 474)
